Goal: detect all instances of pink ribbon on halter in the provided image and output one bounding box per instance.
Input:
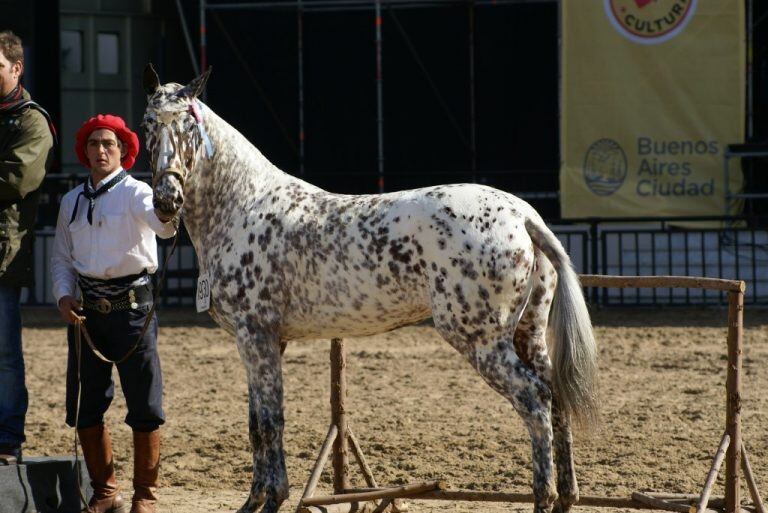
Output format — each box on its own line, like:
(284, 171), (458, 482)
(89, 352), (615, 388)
(189, 101), (214, 159)
(189, 101), (203, 123)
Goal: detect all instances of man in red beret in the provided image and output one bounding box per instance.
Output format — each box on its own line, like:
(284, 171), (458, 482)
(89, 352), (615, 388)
(51, 114), (175, 513)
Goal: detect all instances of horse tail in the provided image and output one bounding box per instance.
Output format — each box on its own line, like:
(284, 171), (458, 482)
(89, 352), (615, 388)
(524, 217), (599, 427)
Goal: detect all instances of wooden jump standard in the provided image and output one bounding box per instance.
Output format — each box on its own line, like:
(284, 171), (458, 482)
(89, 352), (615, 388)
(297, 275), (765, 513)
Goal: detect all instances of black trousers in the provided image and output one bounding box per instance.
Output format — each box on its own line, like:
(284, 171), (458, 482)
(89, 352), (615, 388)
(65, 303), (164, 432)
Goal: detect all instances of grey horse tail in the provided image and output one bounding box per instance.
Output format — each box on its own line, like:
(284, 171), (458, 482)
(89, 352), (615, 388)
(524, 218), (599, 427)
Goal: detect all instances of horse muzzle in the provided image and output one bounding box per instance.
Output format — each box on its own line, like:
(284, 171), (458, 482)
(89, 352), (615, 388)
(152, 172), (184, 222)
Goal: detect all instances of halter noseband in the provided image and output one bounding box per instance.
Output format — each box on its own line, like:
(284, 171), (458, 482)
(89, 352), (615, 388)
(152, 166), (186, 189)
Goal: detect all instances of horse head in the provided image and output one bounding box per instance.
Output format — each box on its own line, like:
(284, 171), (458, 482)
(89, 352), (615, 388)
(141, 63), (212, 223)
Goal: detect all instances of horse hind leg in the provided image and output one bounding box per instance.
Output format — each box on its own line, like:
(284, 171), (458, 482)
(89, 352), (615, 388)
(515, 323), (578, 513)
(473, 337), (557, 513)
(516, 250), (578, 513)
(552, 400), (578, 513)
(235, 320), (289, 513)
(430, 244), (558, 512)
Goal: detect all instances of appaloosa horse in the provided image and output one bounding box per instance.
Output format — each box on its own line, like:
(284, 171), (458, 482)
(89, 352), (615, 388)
(141, 65), (598, 513)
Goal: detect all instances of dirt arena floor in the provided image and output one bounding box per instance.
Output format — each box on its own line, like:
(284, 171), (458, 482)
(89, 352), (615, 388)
(20, 307), (768, 513)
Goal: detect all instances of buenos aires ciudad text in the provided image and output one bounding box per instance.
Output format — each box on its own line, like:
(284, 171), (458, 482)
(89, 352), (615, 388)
(635, 137), (716, 197)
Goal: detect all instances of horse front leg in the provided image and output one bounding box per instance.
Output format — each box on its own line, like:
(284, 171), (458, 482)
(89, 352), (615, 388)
(235, 322), (288, 513)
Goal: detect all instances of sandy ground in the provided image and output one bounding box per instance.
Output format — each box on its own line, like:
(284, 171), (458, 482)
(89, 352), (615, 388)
(18, 307), (768, 513)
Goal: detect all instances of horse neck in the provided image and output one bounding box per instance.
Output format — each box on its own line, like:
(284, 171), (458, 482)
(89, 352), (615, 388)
(181, 105), (303, 252)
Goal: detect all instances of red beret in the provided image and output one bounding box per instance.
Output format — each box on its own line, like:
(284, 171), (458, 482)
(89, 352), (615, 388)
(75, 114), (139, 170)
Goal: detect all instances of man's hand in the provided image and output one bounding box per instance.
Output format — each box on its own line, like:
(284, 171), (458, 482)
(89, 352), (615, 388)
(57, 295), (83, 324)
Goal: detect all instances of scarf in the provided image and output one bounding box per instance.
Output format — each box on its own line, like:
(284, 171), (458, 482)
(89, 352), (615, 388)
(0, 84), (25, 113)
(69, 170), (128, 225)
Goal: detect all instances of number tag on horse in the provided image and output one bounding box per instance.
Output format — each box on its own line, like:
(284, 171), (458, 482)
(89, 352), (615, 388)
(196, 272), (211, 313)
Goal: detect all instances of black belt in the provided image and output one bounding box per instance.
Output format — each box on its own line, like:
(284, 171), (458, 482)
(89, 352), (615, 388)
(82, 284), (153, 314)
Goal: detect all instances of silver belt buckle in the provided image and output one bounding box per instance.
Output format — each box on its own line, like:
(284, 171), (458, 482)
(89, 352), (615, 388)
(95, 298), (112, 314)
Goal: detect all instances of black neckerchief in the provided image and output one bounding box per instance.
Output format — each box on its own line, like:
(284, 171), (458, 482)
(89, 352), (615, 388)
(69, 170), (127, 225)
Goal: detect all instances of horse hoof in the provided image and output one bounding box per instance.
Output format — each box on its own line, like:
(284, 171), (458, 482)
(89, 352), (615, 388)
(257, 497), (282, 513)
(236, 492), (266, 513)
(553, 497), (576, 513)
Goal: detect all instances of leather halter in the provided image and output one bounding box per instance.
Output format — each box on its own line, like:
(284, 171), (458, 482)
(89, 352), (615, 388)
(151, 113), (189, 189)
(150, 102), (212, 189)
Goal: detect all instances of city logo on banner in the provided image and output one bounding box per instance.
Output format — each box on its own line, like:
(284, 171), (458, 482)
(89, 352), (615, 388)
(604, 0), (698, 45)
(583, 139), (627, 196)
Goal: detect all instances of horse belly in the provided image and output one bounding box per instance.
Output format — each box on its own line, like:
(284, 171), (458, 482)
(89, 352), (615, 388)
(281, 270), (432, 339)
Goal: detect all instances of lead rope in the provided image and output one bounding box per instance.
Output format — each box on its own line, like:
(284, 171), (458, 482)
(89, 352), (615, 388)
(72, 229), (179, 510)
(73, 315), (89, 511)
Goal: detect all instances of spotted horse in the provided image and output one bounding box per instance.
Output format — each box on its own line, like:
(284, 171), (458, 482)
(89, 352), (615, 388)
(142, 65), (598, 513)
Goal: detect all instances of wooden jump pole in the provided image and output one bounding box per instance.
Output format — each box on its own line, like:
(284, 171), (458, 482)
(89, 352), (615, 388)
(346, 489), (710, 509)
(697, 433), (731, 513)
(330, 338), (350, 493)
(302, 481), (446, 507)
(579, 275), (745, 292)
(296, 424), (338, 513)
(348, 429), (378, 488)
(742, 444), (767, 513)
(633, 492), (719, 513)
(725, 290), (744, 513)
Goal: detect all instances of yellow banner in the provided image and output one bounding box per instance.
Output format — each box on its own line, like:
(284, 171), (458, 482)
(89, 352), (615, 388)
(560, 0), (745, 219)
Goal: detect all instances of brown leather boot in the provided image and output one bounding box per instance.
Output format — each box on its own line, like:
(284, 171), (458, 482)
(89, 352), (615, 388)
(77, 423), (128, 513)
(130, 429), (160, 513)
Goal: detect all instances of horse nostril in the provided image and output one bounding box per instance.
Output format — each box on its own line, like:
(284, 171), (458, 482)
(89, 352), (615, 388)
(174, 192), (184, 208)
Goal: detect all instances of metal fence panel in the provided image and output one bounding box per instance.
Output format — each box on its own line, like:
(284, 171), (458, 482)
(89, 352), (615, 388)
(23, 222), (768, 307)
(599, 228), (768, 305)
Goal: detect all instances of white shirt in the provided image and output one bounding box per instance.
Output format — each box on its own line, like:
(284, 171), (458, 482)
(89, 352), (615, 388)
(51, 168), (176, 302)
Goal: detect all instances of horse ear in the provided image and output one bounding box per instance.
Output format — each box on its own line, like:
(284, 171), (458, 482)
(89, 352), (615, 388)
(143, 63), (160, 95)
(181, 67), (212, 99)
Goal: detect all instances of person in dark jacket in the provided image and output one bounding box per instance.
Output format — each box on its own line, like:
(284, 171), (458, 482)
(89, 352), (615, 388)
(0, 30), (54, 464)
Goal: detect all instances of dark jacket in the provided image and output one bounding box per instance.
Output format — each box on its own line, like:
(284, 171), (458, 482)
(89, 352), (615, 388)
(0, 89), (54, 287)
